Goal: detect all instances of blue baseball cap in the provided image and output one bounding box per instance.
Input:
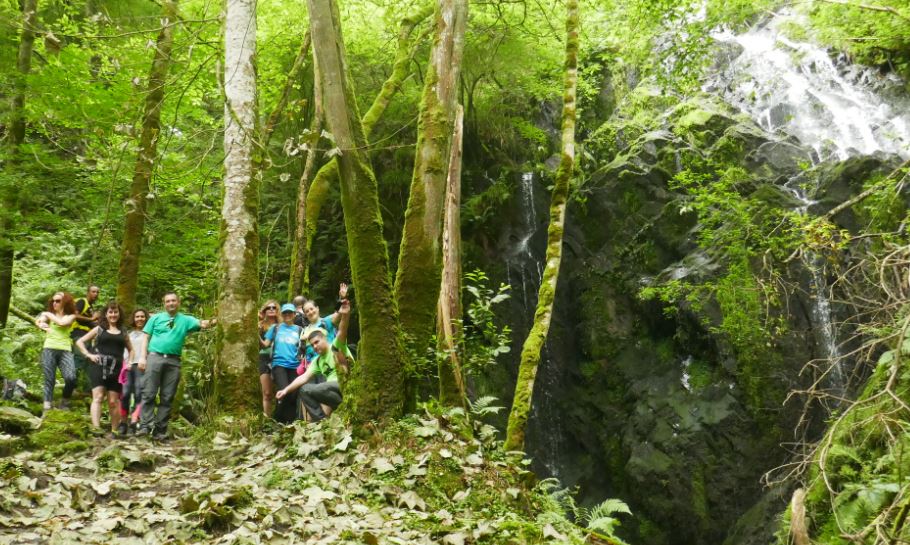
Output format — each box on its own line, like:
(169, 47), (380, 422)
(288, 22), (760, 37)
(280, 303), (296, 314)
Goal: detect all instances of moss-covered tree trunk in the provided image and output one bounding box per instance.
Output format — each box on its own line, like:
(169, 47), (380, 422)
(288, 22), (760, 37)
(437, 105), (465, 407)
(394, 0), (468, 369)
(504, 0), (579, 452)
(215, 0), (260, 414)
(0, 0), (38, 328)
(115, 0), (178, 314)
(301, 4), (433, 288)
(289, 52), (323, 299)
(307, 0), (408, 424)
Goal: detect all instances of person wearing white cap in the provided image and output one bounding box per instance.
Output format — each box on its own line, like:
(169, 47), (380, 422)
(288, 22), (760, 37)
(262, 303), (304, 422)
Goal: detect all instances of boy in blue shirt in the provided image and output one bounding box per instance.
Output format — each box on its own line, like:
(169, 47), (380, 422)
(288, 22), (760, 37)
(264, 304), (304, 422)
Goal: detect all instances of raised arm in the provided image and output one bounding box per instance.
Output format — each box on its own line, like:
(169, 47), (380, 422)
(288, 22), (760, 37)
(335, 299), (351, 345)
(41, 311), (76, 327)
(330, 283), (349, 326)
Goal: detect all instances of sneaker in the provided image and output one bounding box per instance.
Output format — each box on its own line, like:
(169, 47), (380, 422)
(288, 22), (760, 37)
(117, 422), (128, 436)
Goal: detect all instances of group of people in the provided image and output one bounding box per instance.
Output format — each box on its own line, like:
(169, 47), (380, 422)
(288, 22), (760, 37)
(257, 283), (352, 423)
(36, 287), (212, 439)
(32, 282), (351, 439)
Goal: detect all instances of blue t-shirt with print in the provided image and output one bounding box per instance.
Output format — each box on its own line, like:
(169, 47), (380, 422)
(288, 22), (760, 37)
(265, 323), (302, 369)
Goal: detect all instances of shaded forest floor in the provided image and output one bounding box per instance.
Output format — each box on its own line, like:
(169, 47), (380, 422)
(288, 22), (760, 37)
(0, 405), (591, 545)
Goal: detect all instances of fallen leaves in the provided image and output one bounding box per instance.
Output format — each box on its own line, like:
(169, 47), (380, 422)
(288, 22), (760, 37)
(0, 411), (589, 544)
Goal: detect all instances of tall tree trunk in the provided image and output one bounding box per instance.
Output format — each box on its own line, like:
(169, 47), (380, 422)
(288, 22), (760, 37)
(437, 105), (465, 407)
(115, 0), (178, 313)
(504, 0), (579, 452)
(300, 4), (433, 289)
(289, 51), (323, 299)
(216, 0), (260, 414)
(307, 0), (407, 424)
(0, 0), (38, 328)
(394, 0), (468, 370)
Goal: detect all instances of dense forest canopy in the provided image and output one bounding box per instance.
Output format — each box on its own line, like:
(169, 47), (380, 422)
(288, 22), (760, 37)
(4, 0), (910, 544)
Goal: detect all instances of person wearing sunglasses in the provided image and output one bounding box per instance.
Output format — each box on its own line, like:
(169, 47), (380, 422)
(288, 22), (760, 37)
(262, 304), (305, 423)
(135, 291), (213, 440)
(275, 298), (352, 422)
(35, 292), (78, 412)
(257, 300), (280, 416)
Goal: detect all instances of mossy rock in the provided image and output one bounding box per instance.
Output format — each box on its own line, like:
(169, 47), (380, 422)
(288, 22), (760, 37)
(28, 409), (92, 456)
(0, 406), (41, 435)
(0, 434), (25, 457)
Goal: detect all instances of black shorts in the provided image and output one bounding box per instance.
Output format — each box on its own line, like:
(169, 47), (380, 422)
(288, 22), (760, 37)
(88, 361), (123, 392)
(258, 353), (272, 375)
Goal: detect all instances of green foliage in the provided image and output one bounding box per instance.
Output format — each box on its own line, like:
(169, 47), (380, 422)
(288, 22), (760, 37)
(804, 1), (910, 77)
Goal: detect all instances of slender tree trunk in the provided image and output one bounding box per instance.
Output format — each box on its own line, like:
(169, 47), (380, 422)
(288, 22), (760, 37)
(437, 105), (465, 407)
(216, 0), (260, 414)
(115, 0), (178, 313)
(262, 32), (311, 148)
(0, 0), (38, 328)
(394, 0), (468, 368)
(504, 0), (579, 452)
(307, 0), (407, 424)
(301, 4), (433, 286)
(289, 52), (323, 299)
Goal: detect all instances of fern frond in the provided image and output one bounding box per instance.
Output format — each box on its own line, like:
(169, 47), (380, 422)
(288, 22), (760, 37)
(588, 498), (632, 521)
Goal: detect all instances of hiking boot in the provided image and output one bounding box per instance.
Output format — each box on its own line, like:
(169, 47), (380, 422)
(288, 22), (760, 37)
(129, 422), (139, 435)
(135, 427), (152, 438)
(152, 431), (169, 442)
(117, 422), (128, 436)
(58, 398), (71, 410)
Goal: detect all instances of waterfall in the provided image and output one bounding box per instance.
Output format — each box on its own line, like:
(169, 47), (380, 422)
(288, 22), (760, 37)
(506, 172), (563, 478)
(711, 10), (910, 162)
(709, 10), (910, 393)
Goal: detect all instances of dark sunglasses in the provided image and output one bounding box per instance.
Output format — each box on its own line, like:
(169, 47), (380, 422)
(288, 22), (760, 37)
(167, 318), (175, 329)
(265, 306), (277, 310)
(52, 299), (62, 303)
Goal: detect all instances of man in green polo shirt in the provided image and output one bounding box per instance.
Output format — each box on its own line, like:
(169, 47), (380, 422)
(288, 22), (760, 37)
(275, 299), (352, 421)
(136, 291), (213, 439)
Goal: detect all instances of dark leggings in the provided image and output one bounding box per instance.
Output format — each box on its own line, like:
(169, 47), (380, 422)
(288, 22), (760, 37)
(41, 348), (76, 403)
(271, 366), (299, 423)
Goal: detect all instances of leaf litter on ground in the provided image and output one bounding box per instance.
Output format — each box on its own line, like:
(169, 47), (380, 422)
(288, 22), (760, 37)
(0, 407), (594, 544)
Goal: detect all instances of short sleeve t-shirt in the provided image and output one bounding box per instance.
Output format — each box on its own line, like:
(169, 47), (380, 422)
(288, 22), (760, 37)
(311, 337), (353, 383)
(303, 316), (336, 362)
(143, 312), (201, 356)
(265, 323), (302, 369)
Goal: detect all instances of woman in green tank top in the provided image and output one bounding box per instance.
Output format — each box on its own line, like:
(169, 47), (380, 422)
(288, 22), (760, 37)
(36, 292), (77, 411)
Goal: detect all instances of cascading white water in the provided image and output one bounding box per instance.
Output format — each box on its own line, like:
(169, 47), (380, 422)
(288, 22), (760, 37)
(709, 9), (910, 391)
(711, 10), (910, 162)
(506, 172), (562, 478)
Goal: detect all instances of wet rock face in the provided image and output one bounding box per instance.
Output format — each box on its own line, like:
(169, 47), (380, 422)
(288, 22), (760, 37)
(482, 92), (908, 545)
